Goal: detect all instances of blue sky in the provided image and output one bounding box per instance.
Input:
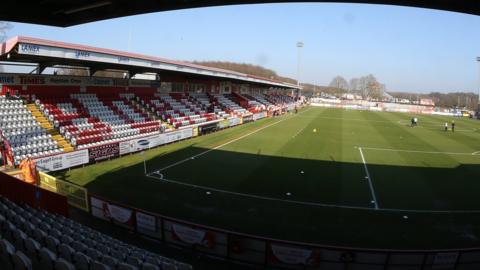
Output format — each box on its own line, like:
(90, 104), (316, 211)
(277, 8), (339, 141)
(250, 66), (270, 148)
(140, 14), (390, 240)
(5, 3), (480, 93)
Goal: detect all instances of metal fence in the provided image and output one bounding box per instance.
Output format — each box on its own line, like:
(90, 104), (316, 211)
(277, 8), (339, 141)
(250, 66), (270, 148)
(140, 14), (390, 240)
(38, 172), (89, 212)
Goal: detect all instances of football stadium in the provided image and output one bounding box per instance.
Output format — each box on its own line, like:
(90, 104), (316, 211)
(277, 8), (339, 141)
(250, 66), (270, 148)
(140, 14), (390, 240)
(1, 1), (480, 270)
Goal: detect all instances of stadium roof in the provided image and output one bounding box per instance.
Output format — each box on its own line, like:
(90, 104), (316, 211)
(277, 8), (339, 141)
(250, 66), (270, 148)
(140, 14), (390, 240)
(0, 36), (298, 88)
(1, 1), (480, 27)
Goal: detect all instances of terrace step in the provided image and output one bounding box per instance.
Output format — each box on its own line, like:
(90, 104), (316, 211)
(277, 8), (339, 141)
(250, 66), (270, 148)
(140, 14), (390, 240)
(132, 99), (164, 122)
(27, 104), (53, 129)
(27, 103), (74, 152)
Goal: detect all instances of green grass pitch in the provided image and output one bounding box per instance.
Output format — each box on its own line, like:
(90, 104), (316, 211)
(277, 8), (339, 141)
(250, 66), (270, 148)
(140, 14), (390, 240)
(56, 107), (480, 249)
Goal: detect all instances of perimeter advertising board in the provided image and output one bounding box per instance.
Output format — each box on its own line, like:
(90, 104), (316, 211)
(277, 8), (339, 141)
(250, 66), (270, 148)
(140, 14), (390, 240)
(35, 149), (89, 172)
(119, 128), (193, 155)
(242, 114), (254, 123)
(119, 134), (165, 155)
(90, 196), (134, 229)
(171, 223), (215, 249)
(228, 117), (242, 126)
(217, 119), (230, 129)
(136, 211), (157, 233)
(269, 244), (320, 266)
(88, 143), (120, 162)
(163, 128), (193, 144)
(253, 112), (267, 121)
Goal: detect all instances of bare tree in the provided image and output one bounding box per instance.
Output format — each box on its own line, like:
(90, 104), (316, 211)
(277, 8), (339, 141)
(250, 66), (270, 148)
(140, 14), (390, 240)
(329, 75), (349, 90)
(0, 22), (11, 42)
(349, 78), (359, 91)
(358, 76), (368, 98)
(0, 22), (12, 72)
(349, 74), (386, 99)
(364, 74), (386, 100)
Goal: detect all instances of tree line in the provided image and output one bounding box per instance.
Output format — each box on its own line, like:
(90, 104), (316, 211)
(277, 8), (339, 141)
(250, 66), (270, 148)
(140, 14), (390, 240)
(191, 61), (297, 85)
(328, 75), (386, 100)
(389, 91), (479, 110)
(0, 25), (475, 111)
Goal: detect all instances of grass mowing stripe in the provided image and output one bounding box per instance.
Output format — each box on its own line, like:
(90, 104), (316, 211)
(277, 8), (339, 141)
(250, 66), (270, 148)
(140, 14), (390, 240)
(146, 173), (480, 214)
(60, 107), (480, 248)
(417, 114), (480, 150)
(146, 174), (375, 210)
(156, 108), (312, 172)
(361, 146), (477, 156)
(357, 110), (441, 209)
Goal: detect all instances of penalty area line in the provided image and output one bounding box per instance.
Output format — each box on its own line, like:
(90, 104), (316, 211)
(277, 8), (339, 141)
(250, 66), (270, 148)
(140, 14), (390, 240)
(358, 147), (379, 210)
(145, 173), (378, 211)
(145, 174), (480, 214)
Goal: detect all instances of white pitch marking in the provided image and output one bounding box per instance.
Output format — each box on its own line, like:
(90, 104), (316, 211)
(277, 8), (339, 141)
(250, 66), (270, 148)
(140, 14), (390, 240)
(146, 174), (480, 214)
(358, 147), (379, 210)
(157, 108), (311, 172)
(147, 171), (164, 179)
(472, 151), (480, 156)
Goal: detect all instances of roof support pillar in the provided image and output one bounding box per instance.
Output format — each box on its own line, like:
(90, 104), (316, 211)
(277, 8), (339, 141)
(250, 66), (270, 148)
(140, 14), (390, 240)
(29, 63), (48, 74)
(88, 67), (101, 76)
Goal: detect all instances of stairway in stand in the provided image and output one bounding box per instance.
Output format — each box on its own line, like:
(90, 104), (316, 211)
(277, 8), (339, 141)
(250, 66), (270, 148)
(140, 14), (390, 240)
(26, 104), (74, 152)
(130, 99), (174, 130)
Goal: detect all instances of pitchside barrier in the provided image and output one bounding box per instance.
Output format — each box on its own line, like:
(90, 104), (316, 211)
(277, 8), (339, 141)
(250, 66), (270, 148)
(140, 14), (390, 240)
(0, 171), (69, 216)
(38, 172), (89, 212)
(88, 193), (480, 270)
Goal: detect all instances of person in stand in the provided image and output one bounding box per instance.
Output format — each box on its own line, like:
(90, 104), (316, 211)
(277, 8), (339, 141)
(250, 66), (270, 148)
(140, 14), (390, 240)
(19, 157), (39, 185)
(451, 120), (455, 132)
(444, 122), (448, 132)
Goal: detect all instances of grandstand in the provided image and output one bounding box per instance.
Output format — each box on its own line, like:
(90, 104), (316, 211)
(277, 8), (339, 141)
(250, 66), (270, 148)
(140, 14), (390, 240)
(0, 36), (300, 167)
(2, 35), (480, 270)
(0, 195), (192, 270)
(2, 89), (298, 165)
(1, 96), (64, 162)
(2, 34), (480, 270)
(0, 36), (301, 269)
(1, 0), (480, 269)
